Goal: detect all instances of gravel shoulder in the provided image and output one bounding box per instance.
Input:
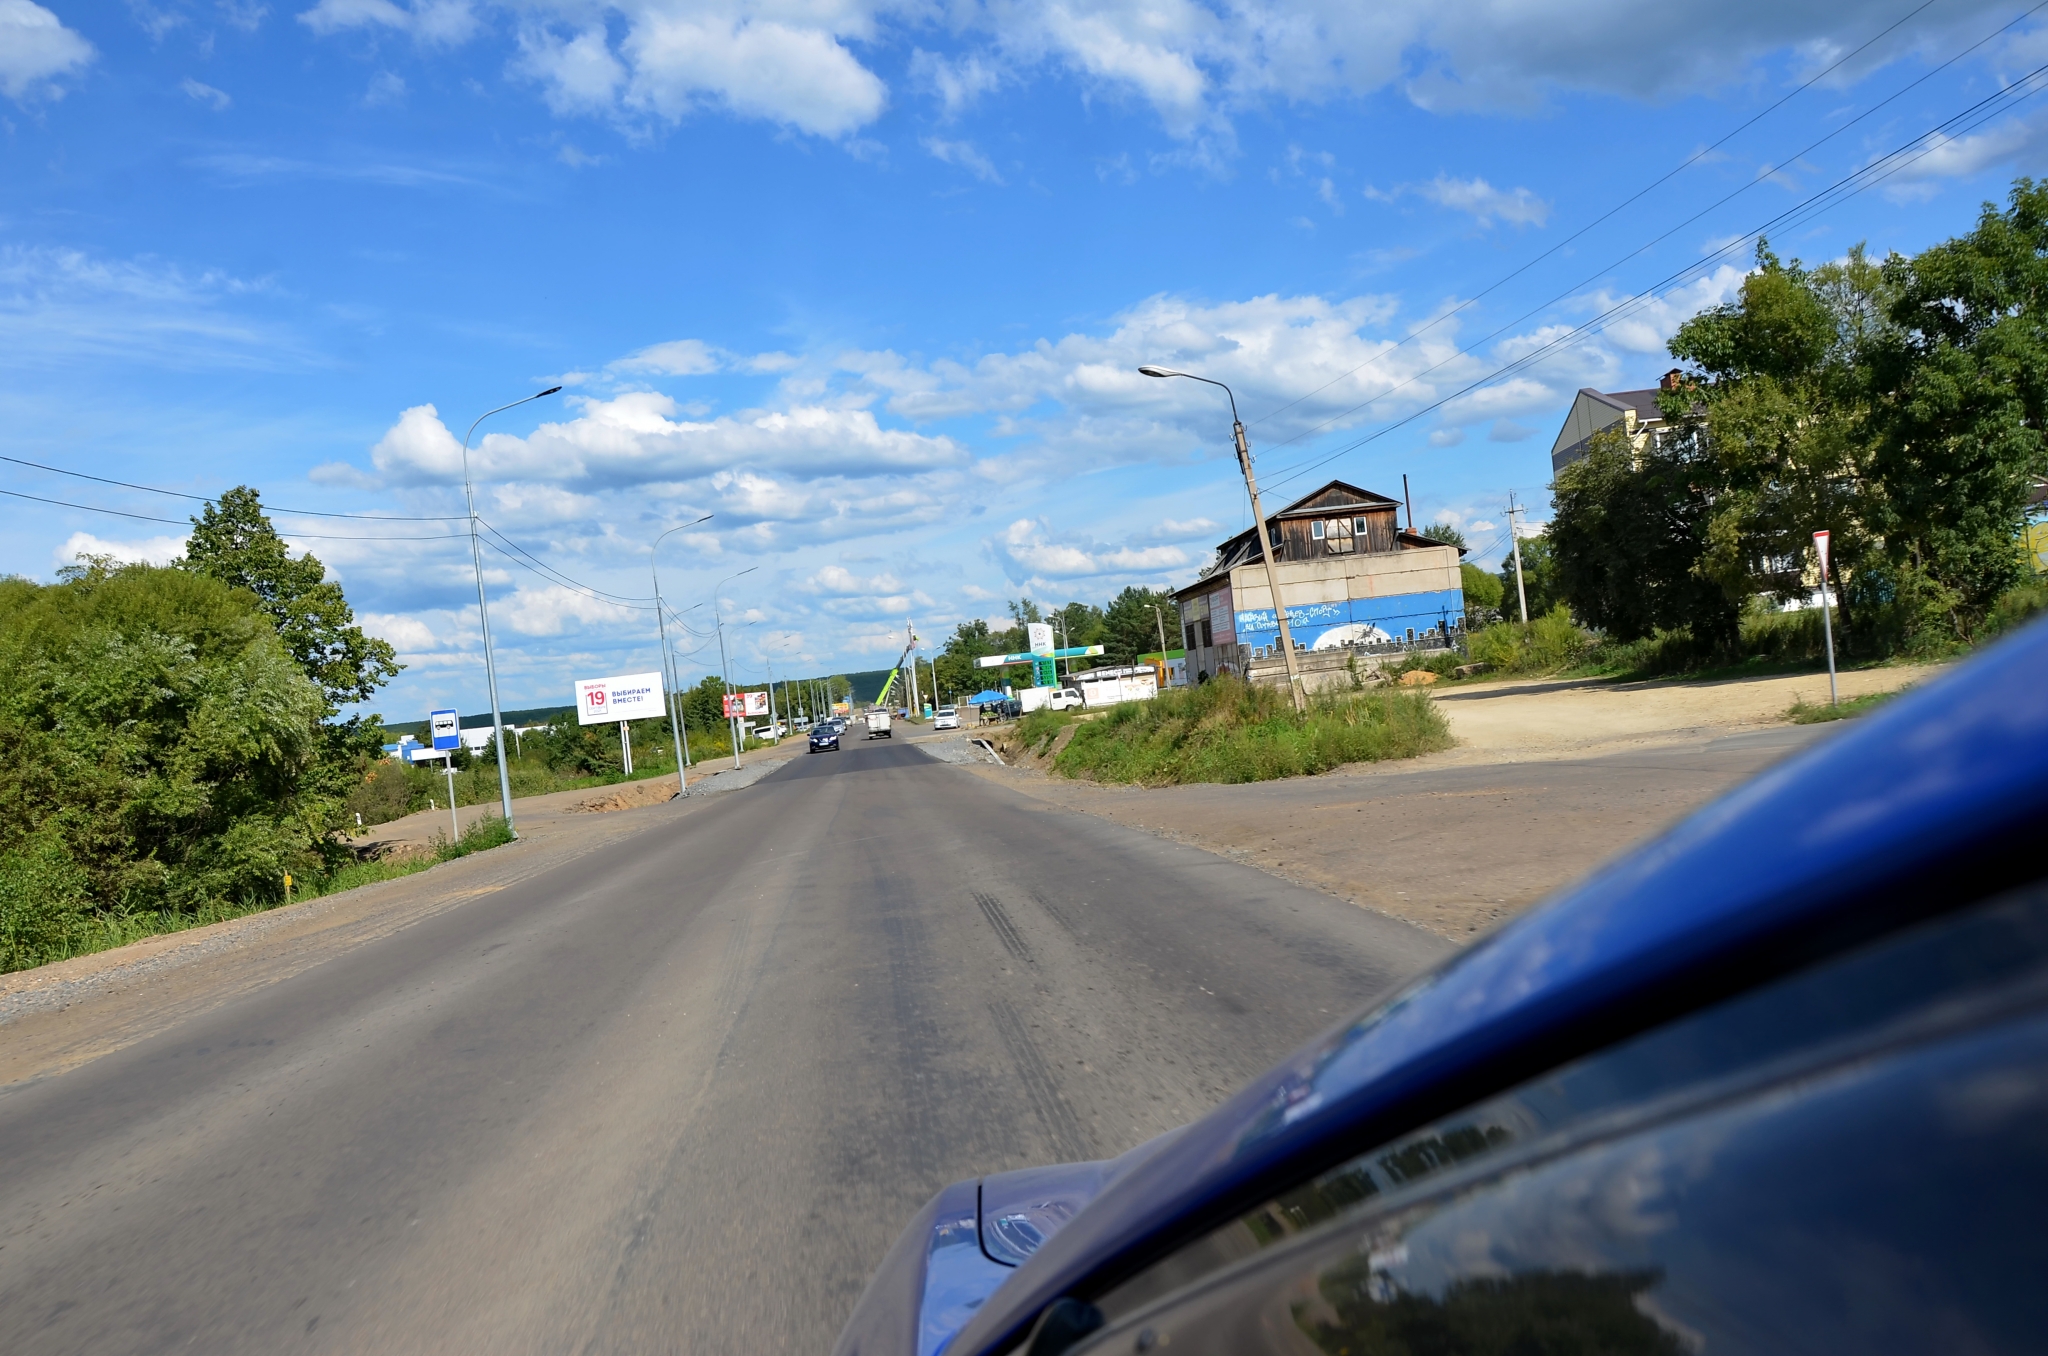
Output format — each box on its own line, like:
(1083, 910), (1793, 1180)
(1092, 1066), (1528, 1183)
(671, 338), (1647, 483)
(920, 663), (1940, 941)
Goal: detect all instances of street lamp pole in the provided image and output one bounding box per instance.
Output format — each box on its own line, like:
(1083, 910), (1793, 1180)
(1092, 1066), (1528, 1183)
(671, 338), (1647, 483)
(1139, 366), (1305, 712)
(713, 567), (757, 769)
(461, 385), (562, 837)
(652, 516), (713, 797)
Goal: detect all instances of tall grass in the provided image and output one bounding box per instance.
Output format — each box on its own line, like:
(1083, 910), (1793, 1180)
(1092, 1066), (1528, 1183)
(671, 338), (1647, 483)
(1052, 676), (1452, 785)
(1, 814), (515, 976)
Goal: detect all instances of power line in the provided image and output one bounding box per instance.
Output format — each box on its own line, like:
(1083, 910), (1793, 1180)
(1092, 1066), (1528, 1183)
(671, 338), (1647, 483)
(1247, 0), (1969, 435)
(473, 531), (658, 612)
(0, 486), (472, 540)
(1261, 59), (2048, 494)
(0, 454), (467, 520)
(473, 517), (657, 607)
(1255, 0), (2048, 479)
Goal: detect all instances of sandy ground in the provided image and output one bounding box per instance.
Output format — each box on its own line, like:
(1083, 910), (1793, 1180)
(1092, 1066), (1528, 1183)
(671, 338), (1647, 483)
(930, 661), (1945, 941)
(1428, 661), (1943, 763)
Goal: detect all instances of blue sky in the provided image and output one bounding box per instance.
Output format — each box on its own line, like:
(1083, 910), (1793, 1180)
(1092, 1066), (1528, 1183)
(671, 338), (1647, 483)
(6, 0), (2048, 720)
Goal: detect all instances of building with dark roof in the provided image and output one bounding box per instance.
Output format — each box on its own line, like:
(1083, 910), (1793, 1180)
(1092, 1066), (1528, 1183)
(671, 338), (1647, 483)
(1172, 479), (1465, 684)
(1549, 370), (1687, 475)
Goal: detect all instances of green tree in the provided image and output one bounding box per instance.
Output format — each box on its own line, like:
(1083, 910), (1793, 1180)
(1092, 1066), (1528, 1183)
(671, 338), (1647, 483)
(1496, 534), (1565, 624)
(1460, 562), (1503, 622)
(182, 486), (402, 710)
(0, 564), (329, 931)
(1101, 586), (1178, 664)
(1419, 521), (1468, 548)
(1548, 426), (1735, 645)
(1866, 180), (2048, 644)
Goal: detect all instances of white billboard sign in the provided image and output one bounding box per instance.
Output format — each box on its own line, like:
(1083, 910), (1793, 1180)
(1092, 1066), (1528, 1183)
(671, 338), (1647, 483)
(1027, 622), (1055, 656)
(575, 671), (667, 726)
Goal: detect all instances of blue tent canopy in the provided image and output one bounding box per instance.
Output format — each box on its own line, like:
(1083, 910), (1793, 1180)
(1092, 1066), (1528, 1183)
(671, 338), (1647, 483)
(967, 689), (1008, 705)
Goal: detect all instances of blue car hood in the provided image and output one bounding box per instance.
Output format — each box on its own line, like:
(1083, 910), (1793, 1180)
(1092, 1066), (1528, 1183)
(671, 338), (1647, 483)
(928, 621), (2048, 1355)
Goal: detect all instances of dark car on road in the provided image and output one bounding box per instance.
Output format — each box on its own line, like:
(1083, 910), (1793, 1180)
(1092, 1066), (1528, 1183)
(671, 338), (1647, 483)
(834, 620), (2048, 1356)
(809, 723), (841, 753)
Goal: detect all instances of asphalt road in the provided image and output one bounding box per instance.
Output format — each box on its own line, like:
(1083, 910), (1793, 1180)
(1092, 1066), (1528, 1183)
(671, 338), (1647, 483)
(0, 740), (1450, 1355)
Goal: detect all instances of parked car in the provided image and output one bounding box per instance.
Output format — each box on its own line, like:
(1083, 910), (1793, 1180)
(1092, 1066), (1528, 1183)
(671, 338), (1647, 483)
(933, 705), (960, 730)
(808, 724), (840, 753)
(833, 621), (2048, 1356)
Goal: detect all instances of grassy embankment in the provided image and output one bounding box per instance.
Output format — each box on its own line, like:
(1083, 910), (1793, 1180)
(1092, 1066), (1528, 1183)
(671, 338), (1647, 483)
(1787, 690), (1905, 724)
(1027, 676), (1452, 786)
(2, 815), (515, 976)
(350, 728), (777, 828)
(1396, 578), (2048, 689)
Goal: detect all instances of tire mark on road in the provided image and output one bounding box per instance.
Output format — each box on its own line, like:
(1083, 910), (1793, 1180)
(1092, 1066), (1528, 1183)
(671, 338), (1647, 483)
(986, 997), (1091, 1163)
(973, 892), (1032, 965)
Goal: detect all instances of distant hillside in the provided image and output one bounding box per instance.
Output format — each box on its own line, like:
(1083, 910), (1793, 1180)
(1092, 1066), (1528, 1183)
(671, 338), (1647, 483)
(381, 705), (575, 740)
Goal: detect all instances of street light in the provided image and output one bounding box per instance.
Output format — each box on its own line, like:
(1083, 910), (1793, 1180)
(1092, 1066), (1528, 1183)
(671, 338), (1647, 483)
(652, 516), (714, 797)
(1138, 366), (1305, 712)
(461, 385), (563, 837)
(713, 566), (758, 768)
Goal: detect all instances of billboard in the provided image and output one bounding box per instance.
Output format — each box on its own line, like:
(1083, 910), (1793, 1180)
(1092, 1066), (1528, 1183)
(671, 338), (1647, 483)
(1027, 622), (1055, 655)
(429, 708), (460, 750)
(575, 672), (666, 726)
(721, 691), (771, 718)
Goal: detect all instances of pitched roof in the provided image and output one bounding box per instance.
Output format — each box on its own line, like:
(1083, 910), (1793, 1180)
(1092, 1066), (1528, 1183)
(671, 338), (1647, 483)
(1179, 479), (1413, 587)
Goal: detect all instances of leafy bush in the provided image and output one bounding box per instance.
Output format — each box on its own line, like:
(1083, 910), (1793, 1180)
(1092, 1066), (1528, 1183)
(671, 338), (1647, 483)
(1464, 606), (1594, 675)
(1052, 676), (1451, 785)
(0, 566), (329, 917)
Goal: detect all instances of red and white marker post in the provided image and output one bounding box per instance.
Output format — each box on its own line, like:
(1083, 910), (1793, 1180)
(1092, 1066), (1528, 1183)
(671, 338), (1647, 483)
(1814, 529), (1838, 707)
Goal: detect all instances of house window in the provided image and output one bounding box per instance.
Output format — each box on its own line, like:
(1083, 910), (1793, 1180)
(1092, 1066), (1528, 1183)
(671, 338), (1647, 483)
(1199, 620), (1213, 648)
(1185, 623), (1199, 651)
(1311, 520), (1326, 540)
(1353, 517), (1371, 535)
(1326, 518), (1355, 554)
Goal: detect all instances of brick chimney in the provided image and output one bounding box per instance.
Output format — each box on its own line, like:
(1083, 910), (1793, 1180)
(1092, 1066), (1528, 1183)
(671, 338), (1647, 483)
(1659, 368), (1686, 392)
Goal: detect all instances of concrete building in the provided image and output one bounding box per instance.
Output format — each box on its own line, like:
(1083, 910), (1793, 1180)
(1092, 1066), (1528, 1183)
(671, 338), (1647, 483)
(1173, 479), (1465, 685)
(1549, 369), (1687, 475)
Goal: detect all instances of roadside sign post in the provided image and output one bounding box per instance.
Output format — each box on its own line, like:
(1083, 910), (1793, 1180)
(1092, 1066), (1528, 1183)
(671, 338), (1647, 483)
(1814, 530), (1838, 708)
(443, 761), (459, 845)
(575, 672), (666, 786)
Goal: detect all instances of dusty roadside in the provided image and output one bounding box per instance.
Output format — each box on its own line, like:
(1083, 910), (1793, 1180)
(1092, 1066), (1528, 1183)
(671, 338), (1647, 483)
(0, 741), (804, 1090)
(933, 663), (1940, 940)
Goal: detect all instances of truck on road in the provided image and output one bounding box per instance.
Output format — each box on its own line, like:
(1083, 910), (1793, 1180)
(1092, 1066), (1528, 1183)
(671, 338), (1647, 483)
(1019, 686), (1085, 714)
(865, 708), (893, 739)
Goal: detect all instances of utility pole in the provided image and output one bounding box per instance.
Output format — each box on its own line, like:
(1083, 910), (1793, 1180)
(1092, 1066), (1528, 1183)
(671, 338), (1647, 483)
(1139, 367), (1305, 711)
(713, 567), (756, 769)
(460, 385), (562, 840)
(1506, 492), (1530, 625)
(905, 620), (921, 715)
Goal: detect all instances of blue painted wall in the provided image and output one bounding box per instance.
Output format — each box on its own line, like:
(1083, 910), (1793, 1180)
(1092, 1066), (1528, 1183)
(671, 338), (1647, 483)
(1235, 588), (1465, 652)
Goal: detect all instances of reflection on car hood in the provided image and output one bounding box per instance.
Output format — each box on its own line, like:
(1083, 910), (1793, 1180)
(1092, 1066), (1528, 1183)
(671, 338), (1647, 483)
(944, 621), (2048, 1356)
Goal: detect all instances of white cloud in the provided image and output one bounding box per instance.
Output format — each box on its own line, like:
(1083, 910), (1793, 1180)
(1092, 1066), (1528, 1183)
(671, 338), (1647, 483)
(498, 582), (628, 636)
(298, 0), (475, 45)
(1415, 175), (1549, 227)
(1878, 109), (2048, 200)
(358, 610), (443, 651)
(1583, 264), (1747, 354)
(0, 0), (94, 102)
(181, 77), (232, 110)
(803, 563), (904, 596)
(922, 136), (1002, 184)
(0, 244), (304, 371)
(613, 337), (721, 375)
(363, 69), (407, 107)
(988, 517), (1189, 585)
(53, 530), (187, 569)
(289, 0), (2020, 153)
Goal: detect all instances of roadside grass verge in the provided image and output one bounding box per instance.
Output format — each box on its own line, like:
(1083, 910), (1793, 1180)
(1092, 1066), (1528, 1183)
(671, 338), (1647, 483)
(1788, 689), (1906, 724)
(1052, 676), (1451, 785)
(1, 815), (515, 976)
(1015, 708), (1078, 757)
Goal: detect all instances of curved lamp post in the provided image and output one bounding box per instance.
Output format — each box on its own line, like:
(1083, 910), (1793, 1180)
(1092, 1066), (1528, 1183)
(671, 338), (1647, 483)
(1138, 366), (1305, 713)
(652, 516), (714, 796)
(461, 385), (562, 837)
(713, 566), (758, 768)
